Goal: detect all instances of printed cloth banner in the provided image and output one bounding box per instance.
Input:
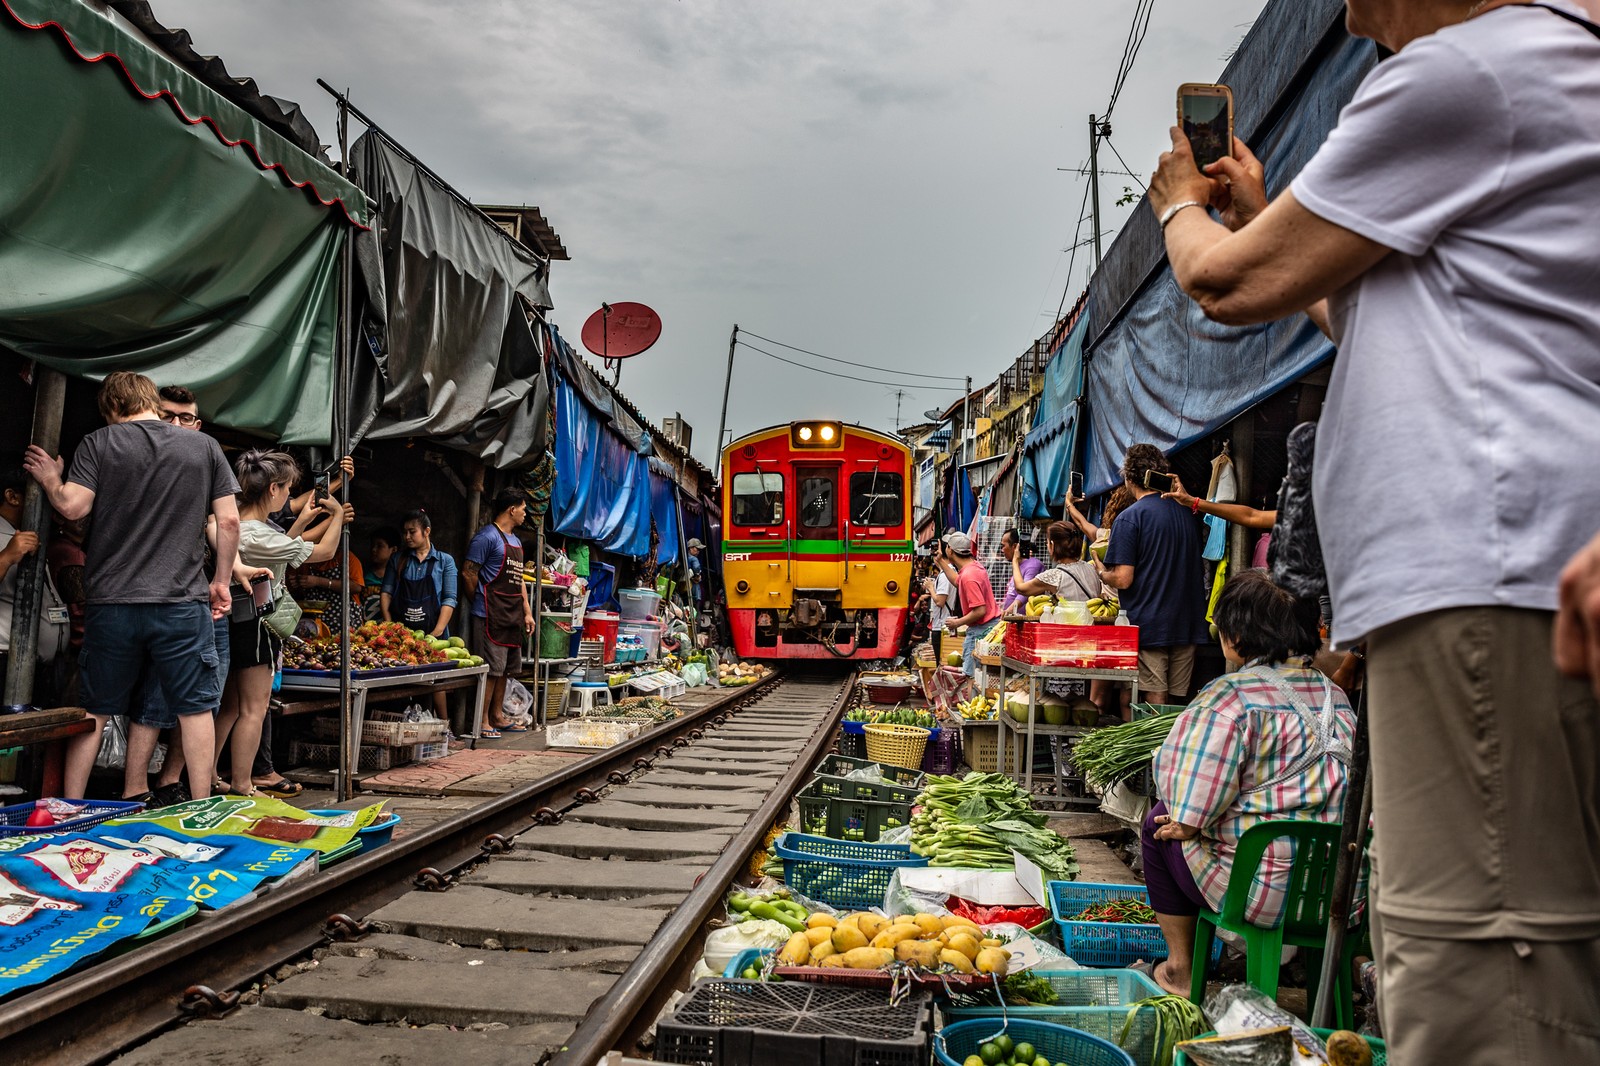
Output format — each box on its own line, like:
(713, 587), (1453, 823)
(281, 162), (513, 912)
(88, 824), (315, 911)
(103, 796), (386, 855)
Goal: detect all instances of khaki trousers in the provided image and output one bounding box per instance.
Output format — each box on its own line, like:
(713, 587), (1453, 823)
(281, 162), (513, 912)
(1366, 607), (1600, 1064)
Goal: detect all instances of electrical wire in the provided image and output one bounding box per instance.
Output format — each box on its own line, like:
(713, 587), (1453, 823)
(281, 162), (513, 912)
(1104, 0), (1156, 122)
(1053, 180), (1094, 323)
(738, 329), (966, 381)
(734, 340), (964, 392)
(1102, 137), (1147, 193)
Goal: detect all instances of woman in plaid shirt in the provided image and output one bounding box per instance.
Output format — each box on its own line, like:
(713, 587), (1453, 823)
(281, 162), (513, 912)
(1139, 569), (1354, 996)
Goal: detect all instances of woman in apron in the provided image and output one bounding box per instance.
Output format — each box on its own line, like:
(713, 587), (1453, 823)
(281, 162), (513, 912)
(1138, 569), (1356, 996)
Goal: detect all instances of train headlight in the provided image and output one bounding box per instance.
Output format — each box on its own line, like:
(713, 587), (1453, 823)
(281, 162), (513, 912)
(791, 421), (843, 448)
(819, 424), (835, 441)
(885, 580), (899, 594)
(736, 580), (750, 594)
(798, 426), (813, 441)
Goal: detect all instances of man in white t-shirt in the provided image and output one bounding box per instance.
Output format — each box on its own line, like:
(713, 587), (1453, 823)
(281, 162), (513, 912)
(1147, 2), (1600, 1059)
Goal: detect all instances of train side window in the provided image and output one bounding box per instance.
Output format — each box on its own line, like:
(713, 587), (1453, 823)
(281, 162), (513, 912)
(849, 471), (903, 526)
(732, 472), (784, 525)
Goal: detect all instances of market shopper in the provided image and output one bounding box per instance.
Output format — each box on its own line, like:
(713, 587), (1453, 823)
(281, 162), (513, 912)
(213, 450), (344, 797)
(382, 510), (457, 720)
(999, 528), (1043, 614)
(1149, 3), (1600, 1058)
(0, 465), (66, 694)
(462, 490), (535, 737)
(934, 532), (999, 677)
(23, 372), (240, 801)
(686, 537), (705, 605)
(365, 526), (401, 620)
(1095, 444), (1208, 706)
(1142, 569), (1354, 997)
(1011, 521), (1104, 604)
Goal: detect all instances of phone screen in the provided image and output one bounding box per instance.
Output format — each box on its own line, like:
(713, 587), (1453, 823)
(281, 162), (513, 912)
(1070, 471), (1084, 499)
(1144, 470), (1176, 494)
(1180, 88), (1232, 169)
(252, 576), (274, 612)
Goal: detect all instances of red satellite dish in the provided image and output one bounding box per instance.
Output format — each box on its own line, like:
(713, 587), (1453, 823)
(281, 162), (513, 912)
(581, 302), (662, 360)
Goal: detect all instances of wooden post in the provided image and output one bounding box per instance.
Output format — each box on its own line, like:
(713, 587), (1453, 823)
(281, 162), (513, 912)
(4, 367), (66, 708)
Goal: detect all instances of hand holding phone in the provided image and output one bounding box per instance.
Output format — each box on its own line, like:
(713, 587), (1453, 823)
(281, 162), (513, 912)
(1143, 470), (1176, 494)
(1178, 83), (1233, 170)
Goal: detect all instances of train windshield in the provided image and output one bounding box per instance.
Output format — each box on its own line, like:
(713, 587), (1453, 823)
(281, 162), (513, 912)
(731, 472), (784, 525)
(796, 468), (836, 539)
(849, 471), (903, 526)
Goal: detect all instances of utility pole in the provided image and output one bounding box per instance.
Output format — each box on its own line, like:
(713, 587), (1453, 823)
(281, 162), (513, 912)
(1088, 113), (1104, 268)
(715, 324), (738, 459)
(961, 376), (972, 465)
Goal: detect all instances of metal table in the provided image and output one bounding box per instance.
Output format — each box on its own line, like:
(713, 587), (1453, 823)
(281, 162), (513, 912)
(278, 665), (492, 767)
(997, 655), (1140, 810)
(518, 655), (592, 729)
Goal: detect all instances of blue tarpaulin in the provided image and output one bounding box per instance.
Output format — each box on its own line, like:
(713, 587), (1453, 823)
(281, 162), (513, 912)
(1018, 311), (1090, 518)
(1079, 4), (1375, 494)
(550, 374), (652, 558)
(648, 459), (682, 566)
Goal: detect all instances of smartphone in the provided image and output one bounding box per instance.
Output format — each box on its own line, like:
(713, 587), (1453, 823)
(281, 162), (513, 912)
(1144, 470), (1176, 494)
(1178, 83), (1234, 169)
(231, 574), (275, 623)
(1069, 471), (1084, 500)
(313, 474), (330, 503)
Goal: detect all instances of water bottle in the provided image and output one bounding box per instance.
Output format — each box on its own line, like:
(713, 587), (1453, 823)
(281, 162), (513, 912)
(1114, 609), (1131, 626)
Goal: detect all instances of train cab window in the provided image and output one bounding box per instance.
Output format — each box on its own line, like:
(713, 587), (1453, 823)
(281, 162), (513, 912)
(731, 472), (784, 525)
(849, 471), (904, 526)
(797, 473), (836, 538)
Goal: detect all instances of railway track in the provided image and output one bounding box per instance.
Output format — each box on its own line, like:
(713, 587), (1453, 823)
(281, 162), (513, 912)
(2, 669), (854, 1066)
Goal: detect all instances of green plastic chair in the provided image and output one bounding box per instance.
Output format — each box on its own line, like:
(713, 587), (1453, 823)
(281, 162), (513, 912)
(1189, 819), (1365, 1030)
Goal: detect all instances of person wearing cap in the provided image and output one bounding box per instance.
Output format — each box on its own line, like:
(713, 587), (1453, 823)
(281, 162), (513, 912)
(686, 538), (705, 605)
(933, 531), (1000, 676)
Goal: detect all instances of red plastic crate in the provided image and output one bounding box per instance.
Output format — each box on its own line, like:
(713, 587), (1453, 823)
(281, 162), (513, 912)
(1004, 620), (1138, 668)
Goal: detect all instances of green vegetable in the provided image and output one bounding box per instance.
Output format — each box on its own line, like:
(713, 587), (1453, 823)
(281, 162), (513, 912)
(1118, 994), (1207, 1066)
(1070, 711), (1180, 791)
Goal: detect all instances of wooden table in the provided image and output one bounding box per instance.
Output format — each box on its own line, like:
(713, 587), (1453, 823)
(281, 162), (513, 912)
(0, 707), (92, 797)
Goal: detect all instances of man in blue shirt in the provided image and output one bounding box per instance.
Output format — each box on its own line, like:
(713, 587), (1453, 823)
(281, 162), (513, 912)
(1097, 443), (1209, 708)
(686, 538), (705, 604)
(462, 490), (534, 737)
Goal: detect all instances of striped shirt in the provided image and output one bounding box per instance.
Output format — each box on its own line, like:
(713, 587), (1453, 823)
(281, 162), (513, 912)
(1154, 662), (1354, 927)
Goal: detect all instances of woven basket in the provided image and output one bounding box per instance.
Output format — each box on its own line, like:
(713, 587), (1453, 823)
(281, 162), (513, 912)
(863, 722), (931, 770)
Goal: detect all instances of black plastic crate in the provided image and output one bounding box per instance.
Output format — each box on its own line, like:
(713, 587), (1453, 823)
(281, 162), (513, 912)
(836, 732), (866, 759)
(812, 753), (925, 793)
(796, 779), (914, 842)
(656, 979), (931, 1066)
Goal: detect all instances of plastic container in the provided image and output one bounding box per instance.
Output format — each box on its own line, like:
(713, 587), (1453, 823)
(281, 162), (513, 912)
(944, 969), (1163, 1064)
(1049, 881), (1224, 969)
(656, 978), (932, 1066)
(539, 612), (574, 658)
(796, 779), (913, 842)
(1175, 1029), (1386, 1066)
(862, 678), (917, 704)
(960, 721), (1015, 773)
(617, 587), (662, 622)
(811, 753), (925, 793)
(863, 722), (931, 770)
(619, 620), (662, 660)
(584, 610), (620, 664)
(935, 1019), (1134, 1066)
(546, 717), (646, 750)
(836, 731), (866, 759)
(0, 798), (145, 836)
(772, 832), (929, 911)
(307, 809), (403, 854)
(1006, 619), (1139, 669)
(920, 726), (963, 775)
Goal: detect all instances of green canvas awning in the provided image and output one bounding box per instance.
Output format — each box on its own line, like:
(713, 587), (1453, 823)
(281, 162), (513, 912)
(0, 0), (371, 443)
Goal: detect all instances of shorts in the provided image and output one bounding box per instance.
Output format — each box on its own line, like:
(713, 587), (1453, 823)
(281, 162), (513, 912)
(1137, 644), (1196, 698)
(130, 615), (230, 729)
(81, 601), (221, 719)
(469, 613), (522, 677)
(228, 614), (282, 673)
(960, 618), (999, 677)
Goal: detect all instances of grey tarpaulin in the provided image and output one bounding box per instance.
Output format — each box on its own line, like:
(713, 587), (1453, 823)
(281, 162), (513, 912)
(349, 132), (551, 467)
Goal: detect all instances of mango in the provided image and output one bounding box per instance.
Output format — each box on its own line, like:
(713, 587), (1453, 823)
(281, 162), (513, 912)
(805, 927), (833, 948)
(809, 940), (838, 963)
(830, 924), (868, 953)
(819, 953), (848, 968)
(805, 912), (837, 929)
(857, 914), (889, 940)
(975, 946), (1010, 976)
(777, 931), (811, 966)
(940, 915), (981, 932)
(895, 939), (942, 968)
(911, 913), (944, 938)
(838, 947), (894, 970)
(946, 932), (981, 960)
(939, 948), (976, 973)
(870, 925), (922, 950)
(978, 937), (1003, 949)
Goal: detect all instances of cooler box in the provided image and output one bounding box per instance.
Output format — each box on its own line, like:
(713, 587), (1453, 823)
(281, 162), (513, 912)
(538, 612), (573, 658)
(585, 610), (619, 664)
(618, 620), (662, 660)
(618, 587), (662, 622)
(1004, 619), (1138, 669)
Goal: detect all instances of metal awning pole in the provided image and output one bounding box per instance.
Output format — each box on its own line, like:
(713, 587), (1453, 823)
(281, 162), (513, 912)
(530, 516), (544, 725)
(335, 91), (355, 803)
(3, 368), (66, 708)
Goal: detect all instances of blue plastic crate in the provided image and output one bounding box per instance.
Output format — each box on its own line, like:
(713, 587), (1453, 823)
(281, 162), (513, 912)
(772, 832), (928, 911)
(1048, 881), (1224, 969)
(0, 798), (145, 836)
(945, 969), (1164, 1065)
(936, 1018), (1134, 1066)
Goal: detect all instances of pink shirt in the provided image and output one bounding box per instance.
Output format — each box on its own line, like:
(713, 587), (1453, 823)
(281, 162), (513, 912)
(955, 563), (1000, 626)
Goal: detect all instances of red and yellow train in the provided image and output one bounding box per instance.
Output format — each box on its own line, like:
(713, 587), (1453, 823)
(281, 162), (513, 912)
(720, 421), (913, 660)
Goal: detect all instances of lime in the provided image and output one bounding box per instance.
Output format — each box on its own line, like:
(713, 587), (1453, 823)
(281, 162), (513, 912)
(741, 967), (758, 980)
(996, 1035), (1015, 1058)
(964, 1058), (985, 1066)
(978, 1043), (1004, 1066)
(1012, 1042), (1035, 1065)
(1034, 1058), (1050, 1066)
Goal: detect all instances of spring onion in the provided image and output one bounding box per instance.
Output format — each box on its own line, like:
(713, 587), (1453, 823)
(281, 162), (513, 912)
(1119, 994), (1207, 1066)
(1070, 712), (1180, 791)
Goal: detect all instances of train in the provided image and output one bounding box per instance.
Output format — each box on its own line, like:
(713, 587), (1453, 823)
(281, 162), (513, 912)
(720, 420), (913, 660)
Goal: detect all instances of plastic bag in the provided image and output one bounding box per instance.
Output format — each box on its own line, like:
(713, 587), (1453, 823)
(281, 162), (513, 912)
(93, 716), (161, 773)
(502, 678), (534, 719)
(679, 662), (709, 688)
(702, 920), (794, 973)
(845, 764), (884, 784)
(1176, 1028), (1297, 1066)
(1205, 984), (1330, 1065)
(1099, 780), (1152, 831)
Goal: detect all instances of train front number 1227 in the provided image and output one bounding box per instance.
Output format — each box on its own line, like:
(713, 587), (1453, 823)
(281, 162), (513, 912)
(890, 553), (912, 562)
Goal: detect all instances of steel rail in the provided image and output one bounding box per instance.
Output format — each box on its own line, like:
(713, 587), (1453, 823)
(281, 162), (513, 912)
(0, 669), (796, 1066)
(554, 671), (854, 1065)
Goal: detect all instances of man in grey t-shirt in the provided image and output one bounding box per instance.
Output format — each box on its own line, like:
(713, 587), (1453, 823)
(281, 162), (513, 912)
(25, 372), (240, 801)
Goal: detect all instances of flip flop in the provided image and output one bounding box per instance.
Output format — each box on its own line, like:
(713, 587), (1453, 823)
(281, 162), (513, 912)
(479, 728), (503, 739)
(254, 779), (304, 799)
(498, 724), (531, 733)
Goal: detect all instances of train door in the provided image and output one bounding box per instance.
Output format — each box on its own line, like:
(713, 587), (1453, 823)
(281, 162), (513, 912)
(793, 464), (840, 593)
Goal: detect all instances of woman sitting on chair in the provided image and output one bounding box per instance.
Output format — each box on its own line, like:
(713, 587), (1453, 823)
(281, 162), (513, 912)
(1139, 569), (1354, 995)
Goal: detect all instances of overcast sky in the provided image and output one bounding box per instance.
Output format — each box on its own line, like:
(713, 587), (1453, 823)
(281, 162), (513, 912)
(155, 0), (1267, 466)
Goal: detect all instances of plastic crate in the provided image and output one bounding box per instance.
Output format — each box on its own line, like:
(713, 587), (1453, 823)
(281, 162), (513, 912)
(772, 832), (929, 911)
(409, 740), (449, 762)
(812, 745), (928, 787)
(360, 714), (448, 747)
(945, 969), (1164, 1065)
(921, 725), (962, 775)
(836, 731), (866, 759)
(960, 721), (1016, 773)
(1175, 1029), (1386, 1066)
(864, 722), (930, 770)
(1005, 620), (1139, 669)
(546, 717), (645, 749)
(795, 779), (913, 842)
(0, 798), (145, 836)
(935, 1018), (1134, 1066)
(617, 587), (662, 622)
(1049, 881), (1224, 969)
(288, 740), (395, 771)
(656, 978), (931, 1066)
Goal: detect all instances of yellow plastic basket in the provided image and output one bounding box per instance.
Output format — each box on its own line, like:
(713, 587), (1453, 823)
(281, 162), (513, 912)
(863, 722), (932, 770)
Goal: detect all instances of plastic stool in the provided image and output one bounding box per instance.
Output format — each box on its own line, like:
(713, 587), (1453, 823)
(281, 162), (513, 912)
(566, 682), (615, 717)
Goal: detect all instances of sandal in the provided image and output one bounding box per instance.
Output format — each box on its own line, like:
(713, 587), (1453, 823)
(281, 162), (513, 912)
(498, 724), (530, 733)
(254, 779), (304, 799)
(479, 728), (503, 739)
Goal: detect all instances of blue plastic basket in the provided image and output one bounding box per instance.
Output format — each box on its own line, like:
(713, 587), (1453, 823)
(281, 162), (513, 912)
(307, 809), (402, 855)
(721, 946), (774, 979)
(772, 832), (929, 911)
(0, 798), (145, 836)
(945, 969), (1165, 1064)
(1048, 881), (1224, 969)
(936, 1019), (1135, 1066)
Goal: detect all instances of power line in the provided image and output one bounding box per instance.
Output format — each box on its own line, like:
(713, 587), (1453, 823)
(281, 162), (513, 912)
(1054, 179), (1094, 323)
(735, 340), (965, 392)
(1104, 0), (1156, 122)
(739, 329), (967, 381)
(1102, 136), (1147, 193)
